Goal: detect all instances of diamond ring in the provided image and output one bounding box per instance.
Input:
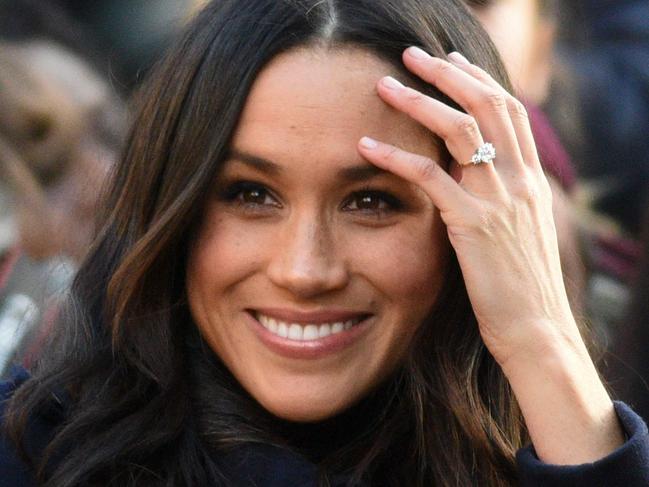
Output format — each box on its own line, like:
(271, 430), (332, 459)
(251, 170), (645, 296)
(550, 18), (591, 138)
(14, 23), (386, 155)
(468, 142), (496, 165)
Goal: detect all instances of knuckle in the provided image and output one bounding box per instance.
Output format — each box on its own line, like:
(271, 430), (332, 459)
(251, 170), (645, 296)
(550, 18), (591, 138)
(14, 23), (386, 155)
(382, 145), (401, 161)
(512, 178), (539, 203)
(435, 59), (455, 76)
(508, 98), (529, 121)
(413, 157), (438, 181)
(453, 114), (480, 140)
(404, 88), (425, 106)
(483, 91), (508, 112)
(474, 66), (495, 84)
(471, 68), (493, 86)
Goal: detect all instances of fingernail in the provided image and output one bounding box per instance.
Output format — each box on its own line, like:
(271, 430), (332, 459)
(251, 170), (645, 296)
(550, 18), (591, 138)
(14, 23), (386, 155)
(381, 76), (403, 90)
(360, 137), (378, 149)
(407, 46), (430, 59)
(448, 51), (470, 65)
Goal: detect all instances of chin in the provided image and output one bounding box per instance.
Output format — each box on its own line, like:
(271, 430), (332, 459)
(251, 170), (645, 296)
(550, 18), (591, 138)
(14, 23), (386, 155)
(256, 389), (359, 423)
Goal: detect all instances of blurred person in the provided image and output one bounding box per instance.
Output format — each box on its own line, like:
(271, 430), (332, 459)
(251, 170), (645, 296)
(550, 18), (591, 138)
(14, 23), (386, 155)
(0, 0), (109, 88)
(0, 41), (120, 260)
(548, 0), (649, 238)
(0, 0), (126, 376)
(1, 1), (647, 486)
(52, 0), (200, 90)
(543, 0), (649, 347)
(535, 0), (649, 414)
(466, 0), (558, 106)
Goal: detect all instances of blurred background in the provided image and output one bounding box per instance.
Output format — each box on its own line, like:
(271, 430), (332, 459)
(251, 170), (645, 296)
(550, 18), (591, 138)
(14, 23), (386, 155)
(1, 0), (648, 419)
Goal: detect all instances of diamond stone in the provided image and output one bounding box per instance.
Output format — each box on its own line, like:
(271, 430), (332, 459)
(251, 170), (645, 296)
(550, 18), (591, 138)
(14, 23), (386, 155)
(471, 143), (496, 164)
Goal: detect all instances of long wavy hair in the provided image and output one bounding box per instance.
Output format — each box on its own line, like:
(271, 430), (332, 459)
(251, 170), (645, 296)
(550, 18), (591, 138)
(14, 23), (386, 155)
(5, 0), (526, 485)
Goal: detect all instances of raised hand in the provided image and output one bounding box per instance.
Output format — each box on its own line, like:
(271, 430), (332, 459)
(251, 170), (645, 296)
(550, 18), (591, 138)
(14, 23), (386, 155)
(357, 46), (623, 465)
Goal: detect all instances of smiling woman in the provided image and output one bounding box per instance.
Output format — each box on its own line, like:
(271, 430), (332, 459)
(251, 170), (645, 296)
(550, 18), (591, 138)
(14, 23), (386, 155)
(1, 0), (648, 486)
(186, 48), (446, 422)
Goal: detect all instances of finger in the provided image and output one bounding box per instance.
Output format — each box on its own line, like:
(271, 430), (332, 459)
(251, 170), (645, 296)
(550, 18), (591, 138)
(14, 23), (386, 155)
(447, 52), (540, 170)
(402, 47), (524, 172)
(357, 136), (468, 214)
(375, 76), (503, 190)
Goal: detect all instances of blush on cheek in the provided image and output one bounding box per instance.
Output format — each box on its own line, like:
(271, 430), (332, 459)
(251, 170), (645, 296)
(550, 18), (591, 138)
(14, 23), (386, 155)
(390, 254), (446, 317)
(190, 211), (269, 280)
(349, 219), (448, 306)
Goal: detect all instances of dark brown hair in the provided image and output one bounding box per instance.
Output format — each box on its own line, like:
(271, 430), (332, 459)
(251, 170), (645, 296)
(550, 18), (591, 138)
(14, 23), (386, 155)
(5, 1), (525, 485)
(609, 204), (649, 422)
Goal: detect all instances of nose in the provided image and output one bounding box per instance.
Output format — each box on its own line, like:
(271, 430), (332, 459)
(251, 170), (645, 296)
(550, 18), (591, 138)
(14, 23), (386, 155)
(266, 214), (349, 298)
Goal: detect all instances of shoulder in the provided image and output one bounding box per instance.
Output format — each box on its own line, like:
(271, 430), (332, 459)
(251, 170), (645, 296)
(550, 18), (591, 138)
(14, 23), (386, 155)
(0, 367), (48, 487)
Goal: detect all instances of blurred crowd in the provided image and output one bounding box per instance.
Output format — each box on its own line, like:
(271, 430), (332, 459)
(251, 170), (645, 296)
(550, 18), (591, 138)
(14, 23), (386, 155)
(1, 0), (648, 419)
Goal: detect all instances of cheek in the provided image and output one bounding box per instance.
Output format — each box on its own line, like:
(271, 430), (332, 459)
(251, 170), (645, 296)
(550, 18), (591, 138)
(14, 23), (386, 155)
(345, 214), (448, 308)
(186, 208), (272, 360)
(188, 209), (267, 285)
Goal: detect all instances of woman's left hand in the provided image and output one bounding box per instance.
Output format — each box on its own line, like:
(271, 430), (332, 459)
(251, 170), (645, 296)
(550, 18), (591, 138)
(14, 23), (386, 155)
(358, 47), (571, 367)
(357, 46), (624, 465)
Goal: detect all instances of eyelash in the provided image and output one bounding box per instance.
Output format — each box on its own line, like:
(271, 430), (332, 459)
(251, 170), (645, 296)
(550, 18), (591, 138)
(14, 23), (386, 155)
(220, 181), (280, 213)
(343, 186), (404, 215)
(220, 181), (404, 217)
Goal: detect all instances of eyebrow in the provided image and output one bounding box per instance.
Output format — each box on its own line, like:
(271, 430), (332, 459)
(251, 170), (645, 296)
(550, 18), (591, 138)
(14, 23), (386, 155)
(228, 149), (389, 183)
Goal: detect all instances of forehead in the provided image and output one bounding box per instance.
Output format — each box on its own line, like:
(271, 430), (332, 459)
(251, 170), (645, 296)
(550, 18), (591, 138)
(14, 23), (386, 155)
(230, 46), (437, 169)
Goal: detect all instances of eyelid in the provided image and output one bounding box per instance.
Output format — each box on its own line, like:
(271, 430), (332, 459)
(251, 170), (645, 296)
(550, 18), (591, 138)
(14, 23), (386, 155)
(342, 187), (405, 213)
(220, 179), (406, 216)
(220, 180), (282, 208)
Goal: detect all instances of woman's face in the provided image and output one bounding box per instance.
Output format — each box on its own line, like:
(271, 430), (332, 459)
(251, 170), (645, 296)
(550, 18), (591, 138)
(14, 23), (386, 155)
(187, 47), (447, 422)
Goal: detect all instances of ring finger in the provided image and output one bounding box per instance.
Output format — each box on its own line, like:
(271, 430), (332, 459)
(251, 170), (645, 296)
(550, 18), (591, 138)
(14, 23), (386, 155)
(446, 52), (541, 171)
(401, 47), (524, 173)
(376, 75), (504, 193)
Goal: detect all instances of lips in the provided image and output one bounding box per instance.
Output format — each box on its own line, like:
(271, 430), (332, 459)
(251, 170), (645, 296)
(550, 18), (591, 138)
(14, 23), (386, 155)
(246, 308), (373, 360)
(255, 311), (364, 341)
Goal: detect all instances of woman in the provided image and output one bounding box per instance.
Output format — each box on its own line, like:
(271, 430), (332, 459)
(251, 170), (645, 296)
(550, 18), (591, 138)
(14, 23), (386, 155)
(1, 0), (648, 485)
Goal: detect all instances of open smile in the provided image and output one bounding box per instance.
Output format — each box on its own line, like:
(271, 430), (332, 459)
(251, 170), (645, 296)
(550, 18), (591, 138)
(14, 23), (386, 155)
(246, 309), (373, 360)
(255, 312), (365, 341)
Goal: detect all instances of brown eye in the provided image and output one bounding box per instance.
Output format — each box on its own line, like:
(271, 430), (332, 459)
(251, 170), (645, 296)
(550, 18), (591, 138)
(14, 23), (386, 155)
(240, 187), (269, 204)
(222, 182), (280, 208)
(344, 191), (401, 213)
(356, 194), (386, 210)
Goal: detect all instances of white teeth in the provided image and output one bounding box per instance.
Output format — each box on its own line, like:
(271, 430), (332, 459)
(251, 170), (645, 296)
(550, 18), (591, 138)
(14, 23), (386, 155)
(268, 318), (278, 334)
(288, 324), (303, 340)
(256, 313), (365, 341)
(318, 324), (331, 339)
(277, 322), (288, 338)
(303, 325), (319, 340)
(331, 322), (344, 334)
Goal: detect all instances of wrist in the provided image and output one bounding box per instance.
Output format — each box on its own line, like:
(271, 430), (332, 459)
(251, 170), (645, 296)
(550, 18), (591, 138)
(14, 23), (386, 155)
(501, 322), (607, 415)
(492, 314), (584, 372)
(500, 326), (624, 464)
